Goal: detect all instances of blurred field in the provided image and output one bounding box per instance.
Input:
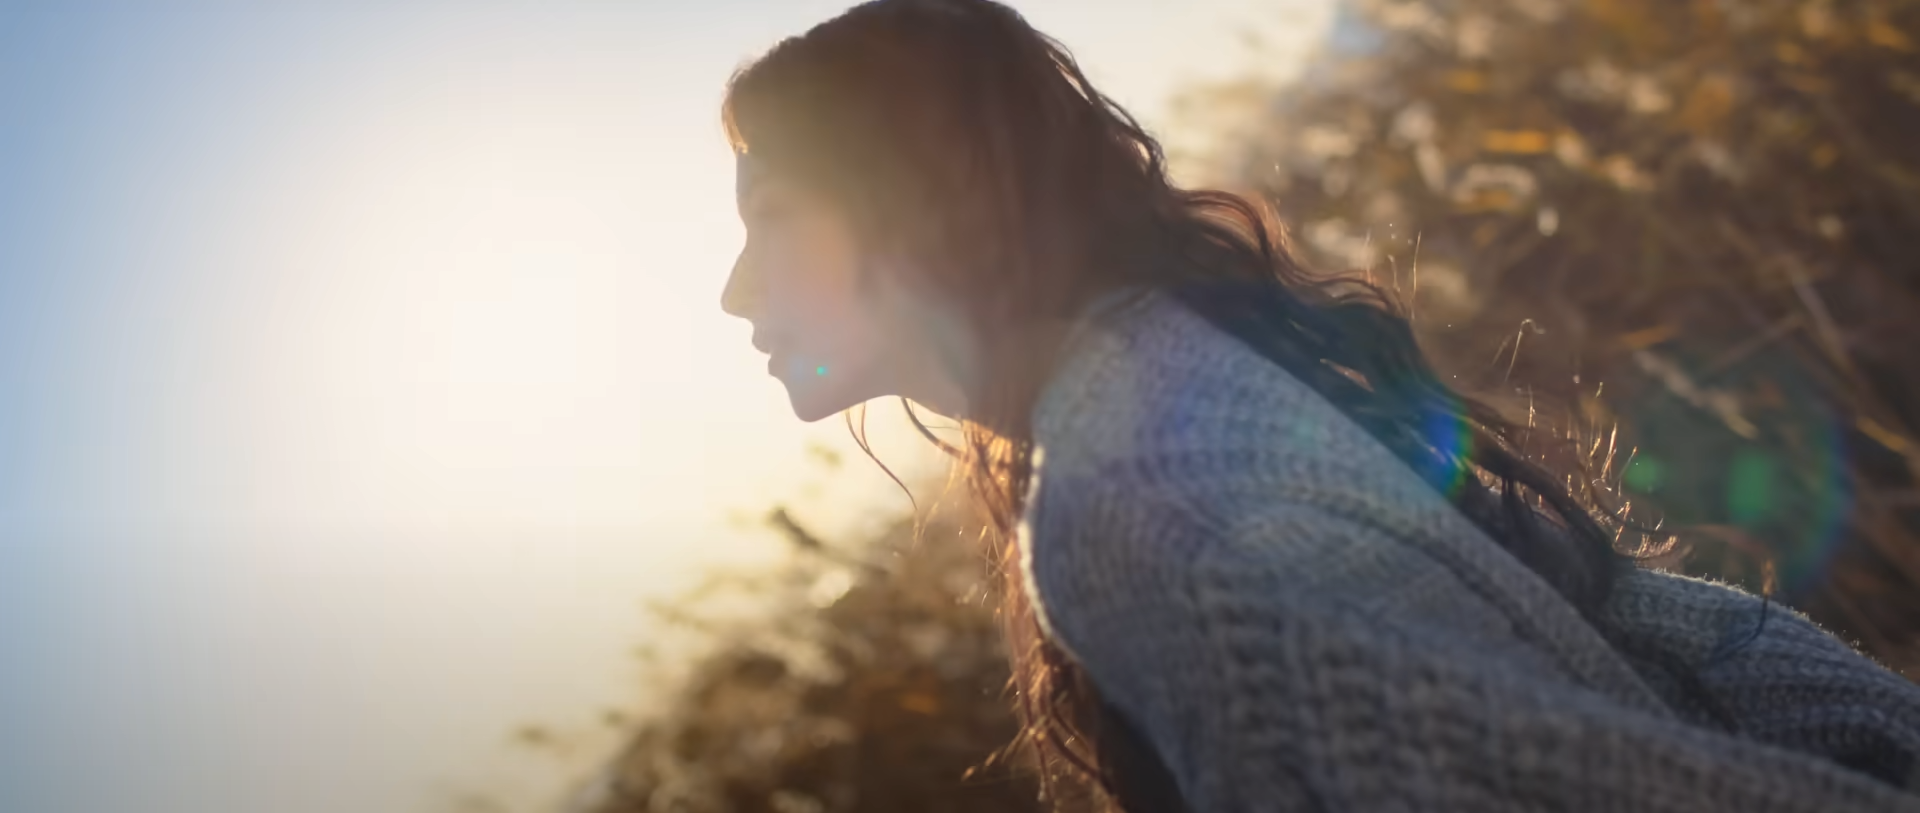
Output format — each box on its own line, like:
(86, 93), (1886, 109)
(556, 1), (1920, 810)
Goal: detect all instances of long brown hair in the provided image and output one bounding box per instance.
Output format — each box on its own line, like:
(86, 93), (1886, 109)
(722, 1), (1640, 809)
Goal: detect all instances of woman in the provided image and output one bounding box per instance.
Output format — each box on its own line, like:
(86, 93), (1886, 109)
(716, 1), (1920, 810)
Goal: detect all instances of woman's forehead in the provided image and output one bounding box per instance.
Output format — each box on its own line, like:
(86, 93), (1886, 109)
(735, 151), (770, 200)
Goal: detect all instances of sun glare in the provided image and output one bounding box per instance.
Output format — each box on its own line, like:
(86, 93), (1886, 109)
(230, 76), (785, 535)
(1, 5), (1334, 812)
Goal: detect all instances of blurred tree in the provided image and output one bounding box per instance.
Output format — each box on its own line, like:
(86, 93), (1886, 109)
(1189, 0), (1920, 674)
(563, 497), (1044, 813)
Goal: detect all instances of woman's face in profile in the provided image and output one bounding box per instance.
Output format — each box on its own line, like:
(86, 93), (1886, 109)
(722, 158), (937, 422)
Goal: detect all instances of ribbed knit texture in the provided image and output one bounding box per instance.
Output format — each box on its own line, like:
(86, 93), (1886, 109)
(1019, 289), (1920, 811)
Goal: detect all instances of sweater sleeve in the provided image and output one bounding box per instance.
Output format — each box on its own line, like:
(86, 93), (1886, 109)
(1021, 478), (1920, 812)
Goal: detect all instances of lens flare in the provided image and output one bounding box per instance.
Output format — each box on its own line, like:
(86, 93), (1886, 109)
(1778, 405), (1851, 597)
(1416, 396), (1476, 498)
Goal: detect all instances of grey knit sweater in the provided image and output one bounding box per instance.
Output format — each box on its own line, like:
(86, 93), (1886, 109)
(1019, 289), (1920, 811)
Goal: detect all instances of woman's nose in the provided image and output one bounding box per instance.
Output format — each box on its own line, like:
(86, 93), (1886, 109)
(720, 252), (761, 320)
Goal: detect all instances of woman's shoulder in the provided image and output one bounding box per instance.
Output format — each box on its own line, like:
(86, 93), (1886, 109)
(1606, 567), (1920, 783)
(1031, 287), (1413, 495)
(1606, 565), (1917, 687)
(1036, 287), (1317, 416)
(1023, 289), (1694, 710)
(1023, 285), (1508, 611)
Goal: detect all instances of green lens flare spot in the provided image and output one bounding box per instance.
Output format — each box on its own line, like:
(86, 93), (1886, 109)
(815, 366), (828, 377)
(1726, 448), (1777, 525)
(1623, 456), (1666, 493)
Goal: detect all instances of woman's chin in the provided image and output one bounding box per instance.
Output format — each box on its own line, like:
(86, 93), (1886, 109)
(783, 386), (857, 423)
(776, 372), (862, 423)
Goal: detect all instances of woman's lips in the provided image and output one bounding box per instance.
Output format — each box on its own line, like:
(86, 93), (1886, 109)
(767, 350), (797, 379)
(744, 328), (783, 355)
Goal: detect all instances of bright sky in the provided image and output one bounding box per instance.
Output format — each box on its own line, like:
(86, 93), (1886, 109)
(0, 3), (1331, 812)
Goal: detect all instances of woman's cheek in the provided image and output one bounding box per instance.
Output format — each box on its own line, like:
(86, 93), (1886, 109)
(794, 236), (868, 337)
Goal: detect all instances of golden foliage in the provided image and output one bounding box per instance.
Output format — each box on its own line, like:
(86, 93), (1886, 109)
(1199, 0), (1920, 675)
(565, 499), (1043, 813)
